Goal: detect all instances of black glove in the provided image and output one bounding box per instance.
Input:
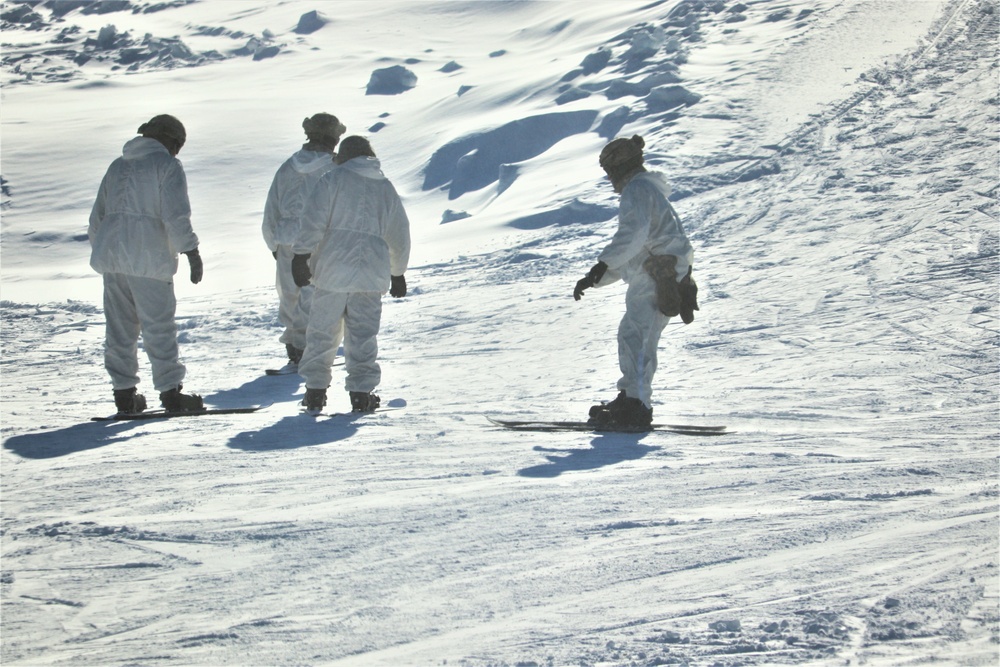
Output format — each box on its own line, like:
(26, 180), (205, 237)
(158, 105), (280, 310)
(390, 274), (407, 298)
(184, 249), (203, 284)
(292, 253), (312, 287)
(573, 261), (608, 301)
(678, 268), (699, 324)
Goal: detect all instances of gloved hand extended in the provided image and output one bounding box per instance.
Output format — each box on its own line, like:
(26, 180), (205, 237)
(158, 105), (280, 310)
(390, 274), (407, 298)
(184, 249), (203, 284)
(292, 254), (312, 287)
(573, 261), (608, 301)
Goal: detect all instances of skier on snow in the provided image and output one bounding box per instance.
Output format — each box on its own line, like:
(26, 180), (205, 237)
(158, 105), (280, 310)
(292, 136), (411, 414)
(573, 135), (699, 430)
(88, 114), (204, 414)
(262, 112), (346, 373)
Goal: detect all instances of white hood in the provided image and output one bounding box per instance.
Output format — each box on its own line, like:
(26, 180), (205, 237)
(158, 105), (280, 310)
(122, 136), (170, 161)
(261, 149), (337, 250)
(88, 136), (197, 280)
(338, 156), (387, 180)
(597, 170), (693, 284)
(290, 148), (336, 175)
(295, 156), (410, 294)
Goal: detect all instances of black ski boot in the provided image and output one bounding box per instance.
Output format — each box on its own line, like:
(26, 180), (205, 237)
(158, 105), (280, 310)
(286, 343), (304, 365)
(611, 397), (654, 431)
(589, 391), (653, 431)
(272, 344), (304, 374)
(113, 387), (147, 415)
(350, 391), (380, 413)
(159, 385), (204, 412)
(302, 388), (327, 414)
(588, 390), (628, 425)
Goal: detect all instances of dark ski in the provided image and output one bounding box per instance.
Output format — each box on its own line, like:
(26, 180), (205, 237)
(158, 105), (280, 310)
(92, 404), (271, 422)
(307, 406), (404, 418)
(486, 416), (728, 435)
(265, 360), (344, 375)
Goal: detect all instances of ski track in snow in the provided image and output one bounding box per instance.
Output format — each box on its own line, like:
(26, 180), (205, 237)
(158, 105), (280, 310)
(2, 1), (998, 665)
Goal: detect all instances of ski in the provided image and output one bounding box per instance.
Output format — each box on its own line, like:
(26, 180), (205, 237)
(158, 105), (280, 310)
(265, 360), (344, 375)
(306, 406), (404, 418)
(486, 416), (728, 435)
(92, 404), (271, 422)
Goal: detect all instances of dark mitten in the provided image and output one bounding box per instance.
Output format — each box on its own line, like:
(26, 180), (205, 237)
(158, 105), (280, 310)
(292, 253), (312, 287)
(573, 261), (608, 301)
(390, 274), (407, 298)
(678, 267), (699, 324)
(184, 249), (203, 284)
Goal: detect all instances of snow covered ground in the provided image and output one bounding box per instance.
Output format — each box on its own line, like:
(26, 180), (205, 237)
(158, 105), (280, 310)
(2, 0), (998, 665)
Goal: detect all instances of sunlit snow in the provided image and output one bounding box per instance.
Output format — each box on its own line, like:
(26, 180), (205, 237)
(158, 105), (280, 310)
(2, 1), (997, 665)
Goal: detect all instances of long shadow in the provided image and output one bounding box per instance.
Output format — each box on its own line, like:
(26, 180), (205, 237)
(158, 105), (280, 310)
(3, 420), (145, 460)
(202, 359), (344, 408)
(227, 413), (363, 451)
(3, 364), (359, 459)
(517, 432), (661, 478)
(203, 372), (302, 409)
(3, 373), (303, 460)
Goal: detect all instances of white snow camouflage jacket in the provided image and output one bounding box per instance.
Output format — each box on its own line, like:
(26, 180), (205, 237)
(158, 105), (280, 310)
(596, 170), (694, 286)
(295, 156), (411, 294)
(261, 148), (336, 251)
(89, 137), (198, 281)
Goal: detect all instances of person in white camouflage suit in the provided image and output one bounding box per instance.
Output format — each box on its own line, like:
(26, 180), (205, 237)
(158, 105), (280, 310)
(292, 136), (411, 415)
(262, 113), (346, 373)
(573, 134), (698, 430)
(88, 114), (204, 414)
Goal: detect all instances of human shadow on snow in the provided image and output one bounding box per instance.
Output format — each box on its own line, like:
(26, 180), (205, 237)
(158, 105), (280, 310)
(226, 413), (361, 451)
(202, 372), (302, 409)
(517, 432), (661, 478)
(3, 420), (145, 459)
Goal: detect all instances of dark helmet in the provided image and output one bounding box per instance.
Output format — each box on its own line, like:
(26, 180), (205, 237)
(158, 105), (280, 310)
(335, 135), (376, 164)
(138, 114), (186, 154)
(599, 134), (645, 178)
(302, 113), (346, 144)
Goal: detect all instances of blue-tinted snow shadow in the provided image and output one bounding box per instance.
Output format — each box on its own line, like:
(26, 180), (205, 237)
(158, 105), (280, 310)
(517, 432), (661, 478)
(3, 421), (143, 459)
(227, 398), (406, 451)
(227, 413), (361, 451)
(423, 110), (598, 199)
(202, 359), (346, 408)
(203, 372), (303, 409)
(507, 199), (615, 230)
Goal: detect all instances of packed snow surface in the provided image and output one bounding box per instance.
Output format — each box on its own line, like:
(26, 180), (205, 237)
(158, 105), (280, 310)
(2, 0), (998, 665)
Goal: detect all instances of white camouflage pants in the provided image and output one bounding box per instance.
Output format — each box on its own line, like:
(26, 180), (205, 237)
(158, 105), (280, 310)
(299, 289), (381, 393)
(102, 272), (185, 392)
(274, 245), (313, 352)
(616, 270), (670, 409)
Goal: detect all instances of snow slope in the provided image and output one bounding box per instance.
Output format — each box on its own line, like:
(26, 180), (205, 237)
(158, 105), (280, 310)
(2, 0), (998, 665)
